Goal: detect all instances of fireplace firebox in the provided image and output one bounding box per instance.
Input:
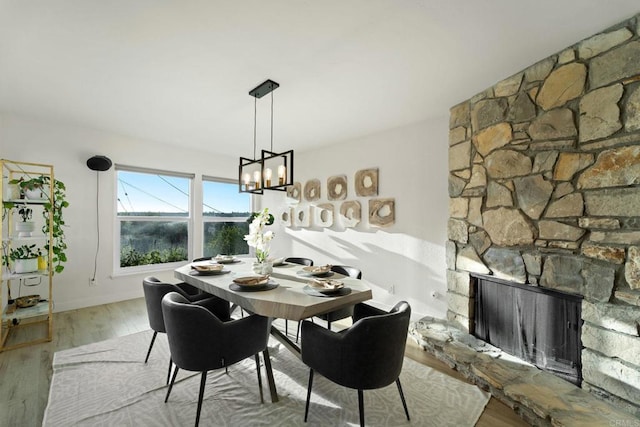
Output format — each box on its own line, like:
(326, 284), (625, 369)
(472, 274), (583, 385)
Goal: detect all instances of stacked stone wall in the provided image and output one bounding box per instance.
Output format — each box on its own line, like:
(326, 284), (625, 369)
(447, 13), (640, 416)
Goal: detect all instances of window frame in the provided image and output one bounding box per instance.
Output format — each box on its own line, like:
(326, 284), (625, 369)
(114, 165), (194, 275)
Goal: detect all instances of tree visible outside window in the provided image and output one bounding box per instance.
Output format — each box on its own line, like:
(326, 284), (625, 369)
(116, 168), (191, 270)
(202, 179), (250, 257)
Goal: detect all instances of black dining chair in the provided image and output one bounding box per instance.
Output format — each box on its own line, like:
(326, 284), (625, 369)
(283, 257), (314, 336)
(162, 292), (273, 427)
(142, 277), (230, 384)
(295, 265), (362, 342)
(301, 301), (411, 427)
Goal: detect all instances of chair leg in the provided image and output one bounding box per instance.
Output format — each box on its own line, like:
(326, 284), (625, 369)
(255, 354), (264, 404)
(396, 378), (410, 421)
(167, 358), (173, 385)
(296, 321), (301, 343)
(144, 331), (158, 363)
(285, 320), (289, 336)
(327, 320), (332, 331)
(358, 389), (365, 427)
(195, 371), (207, 427)
(165, 366), (180, 403)
(304, 369), (314, 422)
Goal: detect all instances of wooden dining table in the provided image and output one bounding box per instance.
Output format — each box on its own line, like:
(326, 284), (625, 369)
(174, 258), (373, 402)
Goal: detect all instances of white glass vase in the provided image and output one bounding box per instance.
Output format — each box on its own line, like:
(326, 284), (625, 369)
(252, 260), (273, 275)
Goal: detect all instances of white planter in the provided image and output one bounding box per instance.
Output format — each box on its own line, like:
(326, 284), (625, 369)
(15, 221), (35, 237)
(14, 258), (38, 274)
(24, 186), (48, 200)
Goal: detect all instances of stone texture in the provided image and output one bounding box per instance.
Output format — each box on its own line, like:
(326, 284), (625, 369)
(473, 122), (512, 156)
(522, 252), (542, 276)
(578, 145), (640, 189)
(578, 217), (620, 229)
(582, 349), (640, 407)
(449, 140), (471, 172)
(579, 84), (623, 142)
(446, 270), (472, 297)
(469, 229), (491, 255)
(625, 246), (640, 290)
(528, 108), (577, 140)
(524, 57), (555, 83)
(483, 208), (535, 246)
(547, 241), (579, 250)
(528, 139), (575, 151)
(590, 230), (640, 245)
(485, 150), (532, 178)
(495, 73), (523, 97)
(447, 291), (474, 319)
(448, 174), (466, 197)
(615, 289), (640, 306)
(449, 102), (469, 129)
(447, 218), (468, 244)
(625, 83), (640, 132)
(540, 255), (584, 294)
(539, 220), (585, 241)
(446, 240), (456, 270)
(508, 92), (536, 123)
(582, 301), (640, 336)
(486, 181), (512, 208)
(514, 175), (553, 220)
(545, 193), (584, 218)
(532, 151), (558, 173)
(537, 63), (587, 110)
(581, 243), (626, 264)
(456, 245), (490, 275)
(466, 165), (486, 189)
(585, 188), (640, 217)
(471, 98), (508, 131)
(590, 40), (640, 89)
(557, 48), (575, 64)
(449, 197), (468, 218)
(453, 169), (471, 179)
(449, 126), (467, 145)
(553, 182), (574, 199)
(582, 323), (640, 367)
(467, 197), (483, 228)
(553, 152), (594, 181)
(581, 132), (640, 152)
(482, 247), (526, 283)
(582, 259), (615, 302)
(578, 27), (633, 59)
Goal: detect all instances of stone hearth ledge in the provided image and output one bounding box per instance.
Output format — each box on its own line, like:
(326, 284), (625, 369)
(409, 317), (640, 427)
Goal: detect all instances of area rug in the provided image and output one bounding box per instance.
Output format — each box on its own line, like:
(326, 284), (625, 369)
(43, 330), (490, 426)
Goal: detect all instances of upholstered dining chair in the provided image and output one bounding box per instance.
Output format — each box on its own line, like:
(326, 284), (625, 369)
(161, 292), (272, 427)
(301, 301), (411, 427)
(295, 265), (362, 342)
(142, 277), (230, 384)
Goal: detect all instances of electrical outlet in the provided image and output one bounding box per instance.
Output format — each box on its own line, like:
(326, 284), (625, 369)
(388, 284), (395, 295)
(89, 278), (97, 287)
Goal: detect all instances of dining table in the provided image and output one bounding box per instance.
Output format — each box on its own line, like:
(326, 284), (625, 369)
(173, 257), (373, 402)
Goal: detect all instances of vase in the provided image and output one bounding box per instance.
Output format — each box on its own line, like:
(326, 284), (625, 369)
(14, 258), (38, 274)
(15, 221), (35, 237)
(252, 260), (273, 275)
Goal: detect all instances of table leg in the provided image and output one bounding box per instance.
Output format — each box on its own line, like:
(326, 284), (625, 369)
(262, 348), (278, 403)
(270, 324), (301, 358)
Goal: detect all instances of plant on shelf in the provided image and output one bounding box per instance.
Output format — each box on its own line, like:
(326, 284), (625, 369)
(8, 175), (69, 274)
(2, 243), (40, 274)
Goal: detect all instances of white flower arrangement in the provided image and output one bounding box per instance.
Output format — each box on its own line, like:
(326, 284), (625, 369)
(244, 208), (275, 263)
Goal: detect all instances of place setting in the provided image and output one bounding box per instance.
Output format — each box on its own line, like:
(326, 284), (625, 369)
(296, 264), (334, 278)
(229, 275), (279, 292)
(188, 261), (231, 276)
(303, 278), (351, 297)
(213, 254), (242, 264)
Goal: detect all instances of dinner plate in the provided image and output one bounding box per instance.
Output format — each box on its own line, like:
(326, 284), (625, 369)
(189, 269), (230, 276)
(297, 270), (334, 278)
(215, 257), (241, 264)
(233, 275), (270, 287)
(229, 280), (279, 292)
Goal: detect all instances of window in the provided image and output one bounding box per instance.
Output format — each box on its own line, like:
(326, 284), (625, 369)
(202, 178), (250, 257)
(116, 167), (192, 271)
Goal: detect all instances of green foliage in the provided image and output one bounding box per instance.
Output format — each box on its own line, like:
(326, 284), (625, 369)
(206, 223), (249, 256)
(2, 244), (40, 269)
(119, 246), (188, 267)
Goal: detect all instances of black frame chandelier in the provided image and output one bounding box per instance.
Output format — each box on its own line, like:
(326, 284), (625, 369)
(238, 79), (294, 194)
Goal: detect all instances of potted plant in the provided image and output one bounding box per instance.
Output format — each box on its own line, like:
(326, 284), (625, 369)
(8, 175), (69, 274)
(2, 243), (39, 274)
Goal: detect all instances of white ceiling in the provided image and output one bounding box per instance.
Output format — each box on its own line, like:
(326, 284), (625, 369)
(1, 1), (639, 157)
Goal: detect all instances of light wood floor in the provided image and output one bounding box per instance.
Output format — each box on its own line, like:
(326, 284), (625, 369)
(0, 298), (528, 427)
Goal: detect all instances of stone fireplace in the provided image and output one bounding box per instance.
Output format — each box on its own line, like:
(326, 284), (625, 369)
(445, 13), (640, 417)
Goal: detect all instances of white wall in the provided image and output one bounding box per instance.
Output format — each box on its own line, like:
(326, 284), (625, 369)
(259, 118), (450, 319)
(1, 112), (450, 319)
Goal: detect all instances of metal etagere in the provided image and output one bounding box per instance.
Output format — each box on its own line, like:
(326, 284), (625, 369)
(1, 159), (55, 352)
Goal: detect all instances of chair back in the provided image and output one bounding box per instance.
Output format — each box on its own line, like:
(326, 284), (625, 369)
(142, 276), (191, 333)
(330, 265), (362, 279)
(162, 292), (270, 372)
(285, 257), (314, 266)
